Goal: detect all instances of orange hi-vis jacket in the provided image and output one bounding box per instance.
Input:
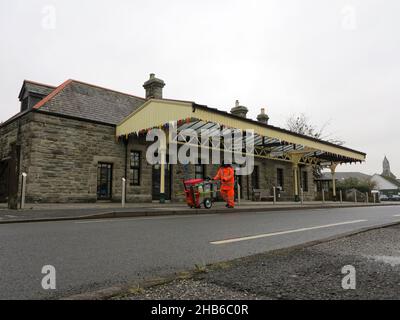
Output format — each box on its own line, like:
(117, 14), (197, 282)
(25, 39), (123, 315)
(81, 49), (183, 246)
(214, 166), (235, 207)
(214, 166), (235, 191)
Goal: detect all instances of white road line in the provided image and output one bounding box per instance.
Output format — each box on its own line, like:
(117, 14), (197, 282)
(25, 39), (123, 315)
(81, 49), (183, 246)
(393, 214), (400, 217)
(74, 213), (217, 224)
(210, 219), (368, 245)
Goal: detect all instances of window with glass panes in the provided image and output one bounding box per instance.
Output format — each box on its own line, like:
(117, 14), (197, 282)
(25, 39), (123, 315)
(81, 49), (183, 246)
(195, 163), (205, 179)
(130, 151), (141, 186)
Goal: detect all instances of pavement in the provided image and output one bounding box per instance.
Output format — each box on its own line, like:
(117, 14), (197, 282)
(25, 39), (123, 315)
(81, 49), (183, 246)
(0, 200), (399, 224)
(120, 223), (400, 300)
(1, 205), (400, 299)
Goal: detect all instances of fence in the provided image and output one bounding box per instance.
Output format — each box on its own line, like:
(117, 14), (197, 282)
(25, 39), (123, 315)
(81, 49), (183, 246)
(315, 188), (377, 203)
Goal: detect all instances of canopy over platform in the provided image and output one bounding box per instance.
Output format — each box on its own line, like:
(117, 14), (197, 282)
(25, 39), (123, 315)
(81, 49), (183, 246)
(116, 99), (366, 166)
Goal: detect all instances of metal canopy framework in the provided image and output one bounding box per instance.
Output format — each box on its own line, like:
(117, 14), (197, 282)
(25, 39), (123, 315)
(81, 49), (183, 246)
(174, 120), (347, 166)
(116, 99), (366, 166)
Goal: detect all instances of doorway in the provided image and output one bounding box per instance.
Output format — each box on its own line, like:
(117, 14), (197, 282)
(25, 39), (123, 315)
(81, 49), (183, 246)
(97, 163), (113, 200)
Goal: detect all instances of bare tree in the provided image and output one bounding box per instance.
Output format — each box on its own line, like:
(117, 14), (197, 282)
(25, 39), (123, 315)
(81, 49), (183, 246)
(286, 113), (344, 145)
(285, 113), (345, 178)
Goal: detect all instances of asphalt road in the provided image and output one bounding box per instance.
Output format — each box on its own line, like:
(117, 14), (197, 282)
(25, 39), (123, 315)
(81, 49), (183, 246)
(1, 205), (400, 299)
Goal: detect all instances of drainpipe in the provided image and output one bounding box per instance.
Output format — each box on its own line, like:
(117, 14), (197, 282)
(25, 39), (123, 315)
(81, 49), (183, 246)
(247, 175), (250, 200)
(124, 137), (128, 200)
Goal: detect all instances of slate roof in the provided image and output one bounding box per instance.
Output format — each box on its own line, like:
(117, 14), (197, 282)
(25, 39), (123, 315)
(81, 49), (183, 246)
(18, 78), (364, 160)
(317, 172), (371, 181)
(381, 175), (400, 188)
(371, 174), (400, 190)
(33, 80), (146, 125)
(18, 80), (56, 100)
(0, 78), (367, 161)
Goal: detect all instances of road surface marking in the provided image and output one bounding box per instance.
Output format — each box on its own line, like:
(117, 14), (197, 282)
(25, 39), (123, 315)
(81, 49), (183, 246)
(393, 214), (400, 217)
(210, 219), (368, 245)
(74, 214), (217, 224)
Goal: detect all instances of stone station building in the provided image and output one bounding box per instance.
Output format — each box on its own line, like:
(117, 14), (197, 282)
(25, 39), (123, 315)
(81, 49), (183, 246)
(0, 75), (366, 208)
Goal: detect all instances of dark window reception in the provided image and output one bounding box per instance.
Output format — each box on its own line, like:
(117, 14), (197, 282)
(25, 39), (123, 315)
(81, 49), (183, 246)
(277, 168), (284, 190)
(251, 166), (260, 189)
(130, 151), (141, 186)
(301, 171), (308, 192)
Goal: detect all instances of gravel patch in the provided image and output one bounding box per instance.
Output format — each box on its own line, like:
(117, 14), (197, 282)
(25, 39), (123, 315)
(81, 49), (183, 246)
(117, 224), (400, 300)
(117, 278), (267, 300)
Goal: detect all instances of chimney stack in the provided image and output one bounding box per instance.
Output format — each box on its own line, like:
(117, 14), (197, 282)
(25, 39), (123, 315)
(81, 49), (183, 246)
(257, 108), (269, 124)
(143, 73), (165, 99)
(230, 100), (248, 118)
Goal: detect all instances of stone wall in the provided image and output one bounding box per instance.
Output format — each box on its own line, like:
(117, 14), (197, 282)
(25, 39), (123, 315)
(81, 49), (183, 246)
(256, 159), (293, 201)
(0, 111), (316, 203)
(0, 113), (33, 204)
(170, 157), (316, 202)
(26, 112), (125, 203)
(0, 113), (33, 162)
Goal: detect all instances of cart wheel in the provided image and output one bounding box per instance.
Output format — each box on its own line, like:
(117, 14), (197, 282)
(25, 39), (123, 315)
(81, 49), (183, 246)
(203, 198), (212, 209)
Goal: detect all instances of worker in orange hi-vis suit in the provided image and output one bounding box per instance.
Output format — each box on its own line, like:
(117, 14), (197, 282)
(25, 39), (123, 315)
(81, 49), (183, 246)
(214, 162), (235, 208)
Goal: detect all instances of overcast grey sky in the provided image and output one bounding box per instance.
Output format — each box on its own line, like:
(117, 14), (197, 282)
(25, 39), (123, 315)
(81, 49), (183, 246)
(0, 0), (398, 175)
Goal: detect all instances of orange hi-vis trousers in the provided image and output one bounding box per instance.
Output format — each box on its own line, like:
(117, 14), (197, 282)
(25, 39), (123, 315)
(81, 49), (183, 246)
(221, 187), (235, 207)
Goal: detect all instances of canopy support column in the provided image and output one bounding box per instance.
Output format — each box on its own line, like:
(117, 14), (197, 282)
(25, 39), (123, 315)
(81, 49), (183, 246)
(289, 154), (302, 202)
(293, 164), (300, 202)
(330, 163), (338, 201)
(159, 130), (167, 204)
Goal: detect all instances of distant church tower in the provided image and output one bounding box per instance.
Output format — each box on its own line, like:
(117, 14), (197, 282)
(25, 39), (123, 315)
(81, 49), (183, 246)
(382, 156), (396, 178)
